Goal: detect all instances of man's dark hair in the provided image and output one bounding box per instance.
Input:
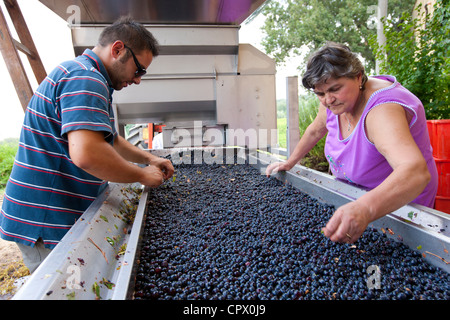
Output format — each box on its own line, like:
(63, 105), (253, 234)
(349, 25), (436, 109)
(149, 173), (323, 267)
(98, 16), (159, 57)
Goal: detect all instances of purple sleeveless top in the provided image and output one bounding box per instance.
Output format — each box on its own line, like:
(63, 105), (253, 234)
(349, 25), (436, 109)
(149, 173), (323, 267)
(324, 75), (438, 208)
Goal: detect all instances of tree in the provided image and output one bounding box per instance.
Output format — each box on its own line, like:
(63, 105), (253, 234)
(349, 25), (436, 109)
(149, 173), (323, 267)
(370, 0), (449, 119)
(260, 0), (416, 73)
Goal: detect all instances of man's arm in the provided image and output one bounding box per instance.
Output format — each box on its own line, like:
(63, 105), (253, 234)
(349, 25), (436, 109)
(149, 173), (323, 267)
(68, 130), (166, 187)
(113, 135), (152, 164)
(113, 135), (174, 180)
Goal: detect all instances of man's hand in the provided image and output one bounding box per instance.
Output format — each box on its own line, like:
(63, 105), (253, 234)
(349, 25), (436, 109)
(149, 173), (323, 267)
(112, 135), (175, 181)
(149, 157), (174, 180)
(140, 165), (166, 188)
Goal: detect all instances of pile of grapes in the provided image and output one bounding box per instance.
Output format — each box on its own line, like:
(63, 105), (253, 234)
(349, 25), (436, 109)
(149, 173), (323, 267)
(134, 155), (450, 300)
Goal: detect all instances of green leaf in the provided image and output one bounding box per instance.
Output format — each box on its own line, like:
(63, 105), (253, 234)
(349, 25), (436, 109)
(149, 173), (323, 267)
(101, 278), (115, 290)
(92, 282), (101, 299)
(66, 291), (76, 300)
(105, 237), (115, 246)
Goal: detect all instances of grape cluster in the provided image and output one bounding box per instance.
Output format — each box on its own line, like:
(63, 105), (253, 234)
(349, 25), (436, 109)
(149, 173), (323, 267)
(133, 155), (450, 300)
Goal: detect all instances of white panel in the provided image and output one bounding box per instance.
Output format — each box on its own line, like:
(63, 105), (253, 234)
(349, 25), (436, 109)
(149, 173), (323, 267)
(113, 78), (216, 104)
(148, 55), (237, 76)
(71, 25), (239, 50)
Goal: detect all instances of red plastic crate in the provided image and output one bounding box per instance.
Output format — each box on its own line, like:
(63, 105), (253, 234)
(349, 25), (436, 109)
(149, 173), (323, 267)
(435, 158), (450, 197)
(428, 120), (450, 160)
(435, 196), (450, 214)
(427, 120), (433, 144)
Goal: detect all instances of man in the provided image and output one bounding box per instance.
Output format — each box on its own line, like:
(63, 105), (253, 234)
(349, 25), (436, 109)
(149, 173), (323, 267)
(0, 17), (174, 273)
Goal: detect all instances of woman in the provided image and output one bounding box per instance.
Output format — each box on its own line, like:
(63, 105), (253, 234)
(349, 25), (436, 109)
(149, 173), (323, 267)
(266, 42), (438, 244)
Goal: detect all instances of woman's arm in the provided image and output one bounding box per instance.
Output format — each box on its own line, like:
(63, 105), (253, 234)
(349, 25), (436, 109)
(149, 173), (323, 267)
(322, 103), (431, 243)
(266, 104), (328, 176)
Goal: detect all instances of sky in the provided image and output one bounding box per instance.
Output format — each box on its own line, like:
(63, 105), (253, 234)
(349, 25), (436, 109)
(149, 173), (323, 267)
(0, 0), (303, 141)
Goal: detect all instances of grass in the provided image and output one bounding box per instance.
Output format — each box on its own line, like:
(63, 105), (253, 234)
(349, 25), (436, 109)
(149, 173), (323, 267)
(0, 261), (29, 298)
(0, 139), (18, 193)
(277, 118), (287, 149)
(0, 139), (26, 299)
(0, 138), (28, 299)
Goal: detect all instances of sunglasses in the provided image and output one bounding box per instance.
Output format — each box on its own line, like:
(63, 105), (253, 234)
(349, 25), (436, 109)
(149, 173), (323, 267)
(123, 44), (147, 77)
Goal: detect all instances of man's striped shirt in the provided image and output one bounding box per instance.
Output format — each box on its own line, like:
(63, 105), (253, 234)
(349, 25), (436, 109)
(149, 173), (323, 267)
(0, 49), (116, 249)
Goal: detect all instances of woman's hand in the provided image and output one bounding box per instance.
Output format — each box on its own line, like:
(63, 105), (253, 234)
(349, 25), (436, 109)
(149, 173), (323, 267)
(321, 201), (372, 243)
(265, 161), (293, 177)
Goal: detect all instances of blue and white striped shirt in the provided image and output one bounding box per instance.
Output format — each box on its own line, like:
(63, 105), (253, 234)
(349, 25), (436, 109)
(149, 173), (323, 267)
(0, 49), (116, 249)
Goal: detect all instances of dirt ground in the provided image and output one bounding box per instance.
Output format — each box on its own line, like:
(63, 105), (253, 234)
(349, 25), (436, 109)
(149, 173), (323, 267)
(0, 238), (22, 269)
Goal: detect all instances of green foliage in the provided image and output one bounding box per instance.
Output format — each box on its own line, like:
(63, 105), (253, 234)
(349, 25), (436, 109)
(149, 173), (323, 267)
(0, 139), (18, 191)
(277, 118), (287, 149)
(276, 99), (287, 118)
(298, 94), (328, 171)
(277, 94), (329, 172)
(370, 0), (449, 119)
(261, 0), (415, 73)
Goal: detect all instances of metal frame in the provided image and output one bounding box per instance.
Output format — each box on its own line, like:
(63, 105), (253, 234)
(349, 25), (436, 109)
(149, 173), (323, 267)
(39, 0), (267, 25)
(13, 183), (148, 300)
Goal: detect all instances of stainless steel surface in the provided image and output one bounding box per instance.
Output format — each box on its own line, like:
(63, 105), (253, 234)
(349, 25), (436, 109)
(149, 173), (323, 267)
(162, 122), (226, 148)
(39, 0), (266, 25)
(12, 148), (450, 299)
(70, 23), (240, 57)
(71, 23), (277, 148)
(39, 0), (277, 149)
(110, 185), (149, 300)
(70, 24), (242, 127)
(13, 183), (147, 300)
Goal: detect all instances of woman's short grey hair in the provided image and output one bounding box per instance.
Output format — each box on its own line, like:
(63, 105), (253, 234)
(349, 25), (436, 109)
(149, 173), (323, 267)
(302, 42), (368, 90)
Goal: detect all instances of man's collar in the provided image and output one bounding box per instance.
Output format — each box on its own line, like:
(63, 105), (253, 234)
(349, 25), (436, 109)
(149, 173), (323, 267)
(81, 49), (113, 88)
